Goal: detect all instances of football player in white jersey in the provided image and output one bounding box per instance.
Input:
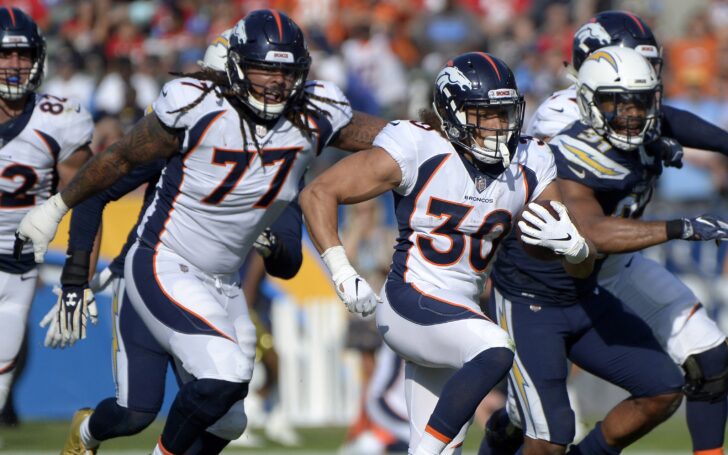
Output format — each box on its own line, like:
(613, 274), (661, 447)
(517, 11), (728, 455)
(15, 9), (386, 455)
(300, 52), (595, 455)
(0, 7), (93, 414)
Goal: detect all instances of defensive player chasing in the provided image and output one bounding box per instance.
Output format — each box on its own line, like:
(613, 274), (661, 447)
(300, 52), (595, 455)
(0, 7), (93, 414)
(15, 9), (386, 455)
(519, 10), (728, 455)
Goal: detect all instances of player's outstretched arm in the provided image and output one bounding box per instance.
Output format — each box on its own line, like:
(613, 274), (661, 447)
(15, 114), (180, 263)
(661, 105), (728, 158)
(299, 147), (401, 315)
(60, 114), (180, 208)
(330, 111), (388, 152)
(556, 178), (726, 253)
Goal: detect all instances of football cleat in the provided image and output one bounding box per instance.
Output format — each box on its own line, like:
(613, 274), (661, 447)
(61, 408), (97, 455)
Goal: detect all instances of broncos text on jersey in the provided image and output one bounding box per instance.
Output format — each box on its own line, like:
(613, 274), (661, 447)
(374, 120), (556, 308)
(140, 78), (352, 274)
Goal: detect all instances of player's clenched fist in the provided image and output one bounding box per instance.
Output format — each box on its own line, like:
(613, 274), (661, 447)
(321, 245), (381, 316)
(14, 193), (69, 263)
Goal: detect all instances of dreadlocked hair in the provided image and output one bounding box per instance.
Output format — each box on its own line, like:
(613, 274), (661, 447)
(165, 71), (350, 151)
(283, 85), (350, 139)
(165, 68), (265, 151)
(419, 108), (448, 139)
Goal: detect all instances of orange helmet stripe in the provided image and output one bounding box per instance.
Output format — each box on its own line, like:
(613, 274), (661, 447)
(475, 52), (501, 81)
(5, 7), (16, 26)
(624, 11), (646, 35)
(270, 9), (283, 41)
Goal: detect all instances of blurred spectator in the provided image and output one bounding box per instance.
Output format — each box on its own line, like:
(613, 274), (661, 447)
(340, 19), (409, 116)
(665, 11), (719, 97)
(410, 0), (486, 65)
(93, 56), (158, 126)
(43, 45), (96, 111)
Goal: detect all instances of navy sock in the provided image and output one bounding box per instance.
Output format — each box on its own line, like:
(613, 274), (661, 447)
(685, 343), (728, 452)
(184, 431), (230, 455)
(426, 347), (513, 441)
(568, 422), (620, 455)
(88, 397), (156, 441)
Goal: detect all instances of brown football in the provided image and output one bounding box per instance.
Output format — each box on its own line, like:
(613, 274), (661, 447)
(516, 200), (561, 261)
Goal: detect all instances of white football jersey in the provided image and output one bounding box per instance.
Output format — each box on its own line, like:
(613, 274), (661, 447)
(525, 85), (580, 139)
(0, 93), (93, 257)
(139, 78), (352, 274)
(376, 121), (556, 305)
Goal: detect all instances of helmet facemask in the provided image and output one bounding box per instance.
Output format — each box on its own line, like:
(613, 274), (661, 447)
(579, 85), (660, 151)
(227, 49), (310, 121)
(0, 45), (44, 101)
(436, 95), (524, 167)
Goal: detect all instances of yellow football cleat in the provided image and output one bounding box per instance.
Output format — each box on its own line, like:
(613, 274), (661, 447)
(61, 408), (97, 455)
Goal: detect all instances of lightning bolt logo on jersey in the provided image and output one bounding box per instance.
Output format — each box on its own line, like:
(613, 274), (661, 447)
(492, 120), (663, 306)
(374, 120), (556, 307)
(0, 93), (93, 269)
(139, 78), (352, 274)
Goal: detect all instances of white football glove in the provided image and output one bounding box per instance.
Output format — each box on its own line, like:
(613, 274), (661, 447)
(14, 193), (69, 263)
(518, 201), (590, 264)
(321, 246), (381, 316)
(40, 285), (98, 349)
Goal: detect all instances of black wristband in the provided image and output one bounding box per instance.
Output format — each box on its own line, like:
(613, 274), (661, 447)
(666, 219), (685, 240)
(60, 249), (91, 287)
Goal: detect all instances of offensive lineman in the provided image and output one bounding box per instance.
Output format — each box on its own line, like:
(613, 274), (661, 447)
(15, 10), (386, 455)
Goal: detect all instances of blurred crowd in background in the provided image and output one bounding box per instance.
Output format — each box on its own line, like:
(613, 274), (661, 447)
(4, 0), (728, 437)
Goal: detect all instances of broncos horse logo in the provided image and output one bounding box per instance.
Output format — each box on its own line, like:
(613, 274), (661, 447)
(436, 66), (472, 94)
(574, 22), (611, 53)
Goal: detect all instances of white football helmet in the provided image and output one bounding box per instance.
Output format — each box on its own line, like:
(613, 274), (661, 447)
(576, 45), (661, 151)
(199, 28), (232, 72)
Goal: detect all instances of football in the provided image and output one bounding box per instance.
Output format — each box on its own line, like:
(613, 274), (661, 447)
(516, 200), (561, 261)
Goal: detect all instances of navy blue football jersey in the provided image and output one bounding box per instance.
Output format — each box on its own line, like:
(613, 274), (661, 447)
(492, 122), (663, 305)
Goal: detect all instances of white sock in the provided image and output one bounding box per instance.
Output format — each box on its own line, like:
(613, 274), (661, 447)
(152, 444), (166, 455)
(414, 431), (448, 455)
(0, 370), (14, 410)
(79, 415), (100, 449)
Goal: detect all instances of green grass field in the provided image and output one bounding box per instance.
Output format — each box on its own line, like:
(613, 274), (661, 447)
(0, 412), (716, 454)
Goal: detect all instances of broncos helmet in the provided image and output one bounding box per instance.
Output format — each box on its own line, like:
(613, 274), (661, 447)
(572, 11), (662, 74)
(576, 46), (661, 151)
(0, 7), (45, 101)
(227, 10), (311, 120)
(433, 52), (524, 167)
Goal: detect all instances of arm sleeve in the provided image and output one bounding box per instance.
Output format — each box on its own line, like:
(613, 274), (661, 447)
(263, 200), (303, 279)
(67, 160), (166, 252)
(662, 104), (728, 156)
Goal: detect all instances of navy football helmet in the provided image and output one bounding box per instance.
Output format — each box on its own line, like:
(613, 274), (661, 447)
(0, 7), (45, 101)
(572, 11), (662, 74)
(433, 52), (524, 167)
(227, 10), (311, 120)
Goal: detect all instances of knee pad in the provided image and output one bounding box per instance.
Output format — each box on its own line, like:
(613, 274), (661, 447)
(179, 379), (249, 420)
(683, 341), (728, 402)
(206, 399), (247, 441)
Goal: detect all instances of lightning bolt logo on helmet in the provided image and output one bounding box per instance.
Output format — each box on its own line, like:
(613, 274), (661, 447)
(586, 50), (618, 72)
